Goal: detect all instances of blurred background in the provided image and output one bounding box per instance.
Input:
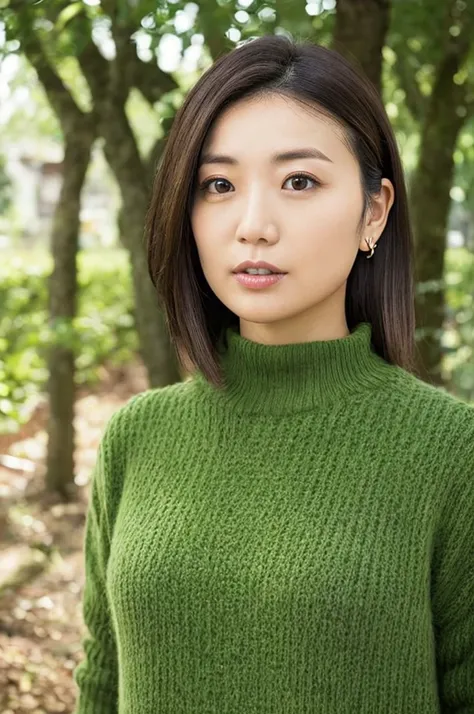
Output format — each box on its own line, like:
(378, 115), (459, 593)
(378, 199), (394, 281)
(0, 0), (473, 710)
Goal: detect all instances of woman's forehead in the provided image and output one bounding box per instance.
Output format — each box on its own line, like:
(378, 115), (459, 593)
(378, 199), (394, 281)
(200, 95), (352, 167)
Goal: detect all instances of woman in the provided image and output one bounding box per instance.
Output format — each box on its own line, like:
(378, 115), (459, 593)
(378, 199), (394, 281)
(74, 35), (474, 713)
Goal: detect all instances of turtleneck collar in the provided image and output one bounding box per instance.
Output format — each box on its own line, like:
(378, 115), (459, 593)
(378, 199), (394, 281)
(203, 321), (398, 415)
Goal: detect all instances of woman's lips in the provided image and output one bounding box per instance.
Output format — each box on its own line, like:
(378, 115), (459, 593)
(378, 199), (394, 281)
(233, 273), (287, 289)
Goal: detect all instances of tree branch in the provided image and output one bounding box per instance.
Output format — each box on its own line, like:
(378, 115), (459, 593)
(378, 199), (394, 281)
(75, 35), (111, 109)
(392, 50), (427, 122)
(128, 54), (178, 105)
(76, 22), (149, 199)
(13, 4), (88, 133)
(332, 0), (391, 92)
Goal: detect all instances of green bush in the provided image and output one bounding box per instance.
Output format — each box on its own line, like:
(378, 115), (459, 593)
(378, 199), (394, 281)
(0, 249), (138, 433)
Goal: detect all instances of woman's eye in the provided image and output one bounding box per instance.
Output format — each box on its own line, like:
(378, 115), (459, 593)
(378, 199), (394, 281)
(200, 174), (318, 194)
(283, 174), (318, 191)
(201, 178), (233, 194)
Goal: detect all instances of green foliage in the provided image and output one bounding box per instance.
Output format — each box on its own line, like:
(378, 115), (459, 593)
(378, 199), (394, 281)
(0, 154), (12, 214)
(389, 0), (457, 97)
(0, 55), (62, 145)
(0, 249), (138, 434)
(444, 247), (474, 401)
(453, 118), (474, 213)
(55, 2), (83, 33)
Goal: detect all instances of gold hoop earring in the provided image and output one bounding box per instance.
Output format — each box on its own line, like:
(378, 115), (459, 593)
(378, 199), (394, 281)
(365, 236), (377, 259)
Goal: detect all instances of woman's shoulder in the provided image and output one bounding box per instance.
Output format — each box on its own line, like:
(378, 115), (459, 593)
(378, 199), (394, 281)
(385, 367), (474, 468)
(389, 365), (474, 422)
(104, 378), (196, 438)
(383, 370), (474, 521)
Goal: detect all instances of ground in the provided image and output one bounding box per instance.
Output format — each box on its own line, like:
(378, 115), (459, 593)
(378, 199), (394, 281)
(0, 359), (148, 713)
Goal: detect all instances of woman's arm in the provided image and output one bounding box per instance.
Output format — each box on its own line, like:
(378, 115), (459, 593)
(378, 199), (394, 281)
(73, 422), (120, 714)
(432, 443), (474, 712)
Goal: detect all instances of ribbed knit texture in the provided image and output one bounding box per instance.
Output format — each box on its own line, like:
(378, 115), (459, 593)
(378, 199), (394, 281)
(73, 322), (474, 714)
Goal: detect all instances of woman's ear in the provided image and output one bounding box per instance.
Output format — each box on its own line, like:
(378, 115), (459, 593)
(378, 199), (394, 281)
(358, 178), (395, 253)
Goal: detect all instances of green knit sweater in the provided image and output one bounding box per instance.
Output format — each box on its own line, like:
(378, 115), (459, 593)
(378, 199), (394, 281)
(73, 322), (474, 714)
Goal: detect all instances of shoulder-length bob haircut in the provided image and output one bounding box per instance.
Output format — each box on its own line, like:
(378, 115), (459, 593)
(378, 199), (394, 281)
(146, 34), (416, 389)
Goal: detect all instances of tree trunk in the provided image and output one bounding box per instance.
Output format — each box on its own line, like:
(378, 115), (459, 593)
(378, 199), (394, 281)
(332, 0), (391, 92)
(410, 2), (474, 384)
(18, 16), (98, 498)
(45, 128), (94, 497)
(100, 106), (182, 387)
(411, 95), (466, 385)
(78, 41), (181, 389)
(117, 204), (182, 386)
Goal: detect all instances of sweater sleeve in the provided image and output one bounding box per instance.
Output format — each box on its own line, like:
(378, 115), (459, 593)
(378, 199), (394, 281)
(73, 419), (120, 714)
(432, 445), (474, 712)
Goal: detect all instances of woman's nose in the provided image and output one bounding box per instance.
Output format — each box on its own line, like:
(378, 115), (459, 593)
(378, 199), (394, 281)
(235, 194), (279, 244)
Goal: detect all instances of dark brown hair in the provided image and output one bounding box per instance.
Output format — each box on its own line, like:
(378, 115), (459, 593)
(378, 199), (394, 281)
(146, 35), (416, 388)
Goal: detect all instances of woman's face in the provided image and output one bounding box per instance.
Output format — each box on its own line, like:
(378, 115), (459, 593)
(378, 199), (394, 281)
(191, 93), (393, 344)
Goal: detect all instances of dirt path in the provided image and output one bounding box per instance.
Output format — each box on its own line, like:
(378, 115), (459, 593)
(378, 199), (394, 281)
(0, 360), (148, 713)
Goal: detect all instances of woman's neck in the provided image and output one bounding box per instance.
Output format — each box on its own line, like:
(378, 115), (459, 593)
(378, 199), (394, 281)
(202, 322), (399, 415)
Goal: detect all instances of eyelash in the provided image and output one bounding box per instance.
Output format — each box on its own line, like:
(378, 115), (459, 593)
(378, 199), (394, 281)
(198, 172), (320, 194)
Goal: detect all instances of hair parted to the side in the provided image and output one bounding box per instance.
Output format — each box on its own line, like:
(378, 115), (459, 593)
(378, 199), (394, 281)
(146, 34), (416, 389)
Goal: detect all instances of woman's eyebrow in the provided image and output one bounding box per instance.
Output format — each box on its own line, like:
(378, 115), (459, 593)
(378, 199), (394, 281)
(198, 147), (333, 167)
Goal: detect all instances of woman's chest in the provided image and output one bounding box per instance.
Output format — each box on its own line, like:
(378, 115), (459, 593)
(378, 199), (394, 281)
(107, 425), (438, 645)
